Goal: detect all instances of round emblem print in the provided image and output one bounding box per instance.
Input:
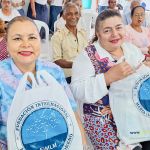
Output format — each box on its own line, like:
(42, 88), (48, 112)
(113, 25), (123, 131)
(133, 74), (150, 117)
(15, 101), (74, 150)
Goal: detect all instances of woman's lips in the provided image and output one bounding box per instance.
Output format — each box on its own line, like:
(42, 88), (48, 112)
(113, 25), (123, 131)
(110, 39), (120, 44)
(18, 51), (33, 56)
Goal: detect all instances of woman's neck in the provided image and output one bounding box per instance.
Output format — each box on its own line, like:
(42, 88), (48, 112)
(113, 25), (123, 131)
(65, 24), (77, 37)
(109, 47), (124, 60)
(15, 62), (36, 75)
(130, 23), (142, 32)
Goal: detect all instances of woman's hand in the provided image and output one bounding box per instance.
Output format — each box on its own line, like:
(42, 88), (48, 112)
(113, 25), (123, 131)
(104, 61), (135, 85)
(101, 106), (112, 115)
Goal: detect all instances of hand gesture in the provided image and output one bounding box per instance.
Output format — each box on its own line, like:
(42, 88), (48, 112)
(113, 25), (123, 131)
(104, 61), (135, 85)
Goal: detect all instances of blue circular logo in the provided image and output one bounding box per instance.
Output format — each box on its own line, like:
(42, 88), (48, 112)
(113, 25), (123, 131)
(133, 74), (150, 117)
(15, 101), (74, 150)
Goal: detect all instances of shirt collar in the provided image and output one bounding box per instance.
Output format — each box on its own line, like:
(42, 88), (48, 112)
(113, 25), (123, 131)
(10, 58), (40, 78)
(64, 25), (83, 35)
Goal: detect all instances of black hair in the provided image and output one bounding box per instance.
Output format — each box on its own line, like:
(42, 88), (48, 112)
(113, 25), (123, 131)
(131, 5), (145, 17)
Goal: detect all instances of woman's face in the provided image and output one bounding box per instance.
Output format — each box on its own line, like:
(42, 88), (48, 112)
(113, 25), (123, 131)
(96, 16), (125, 52)
(7, 20), (41, 69)
(131, 7), (145, 26)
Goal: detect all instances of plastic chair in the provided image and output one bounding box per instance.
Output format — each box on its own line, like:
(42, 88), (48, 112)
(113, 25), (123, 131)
(34, 20), (52, 61)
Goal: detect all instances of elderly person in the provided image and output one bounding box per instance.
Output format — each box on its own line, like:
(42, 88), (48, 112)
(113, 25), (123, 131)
(0, 0), (20, 22)
(54, 0), (84, 31)
(27, 0), (49, 25)
(51, 2), (88, 84)
(0, 16), (87, 150)
(71, 9), (150, 149)
(125, 6), (150, 54)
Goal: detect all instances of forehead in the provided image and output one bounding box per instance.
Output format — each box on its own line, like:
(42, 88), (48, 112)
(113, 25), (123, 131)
(65, 5), (79, 13)
(99, 16), (122, 29)
(133, 7), (145, 13)
(8, 21), (38, 35)
(2, 0), (11, 2)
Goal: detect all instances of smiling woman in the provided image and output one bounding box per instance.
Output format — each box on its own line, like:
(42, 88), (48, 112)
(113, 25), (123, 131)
(71, 9), (146, 149)
(0, 16), (86, 150)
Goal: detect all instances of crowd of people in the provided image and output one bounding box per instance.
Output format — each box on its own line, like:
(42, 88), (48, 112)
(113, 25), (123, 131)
(0, 0), (150, 150)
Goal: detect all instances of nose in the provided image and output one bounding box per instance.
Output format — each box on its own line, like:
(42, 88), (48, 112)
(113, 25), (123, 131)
(111, 29), (118, 37)
(21, 39), (30, 47)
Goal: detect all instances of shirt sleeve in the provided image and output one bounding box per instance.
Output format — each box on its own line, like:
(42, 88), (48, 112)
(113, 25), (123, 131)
(51, 31), (63, 61)
(71, 50), (108, 104)
(0, 87), (7, 149)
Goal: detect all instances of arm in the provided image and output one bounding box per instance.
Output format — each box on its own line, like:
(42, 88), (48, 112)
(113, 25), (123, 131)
(74, 112), (87, 145)
(54, 59), (72, 68)
(30, 0), (36, 18)
(71, 51), (109, 103)
(51, 32), (72, 68)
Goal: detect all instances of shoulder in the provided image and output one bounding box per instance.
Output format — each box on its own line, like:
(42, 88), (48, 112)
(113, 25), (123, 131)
(37, 59), (65, 80)
(122, 42), (142, 55)
(51, 28), (68, 41)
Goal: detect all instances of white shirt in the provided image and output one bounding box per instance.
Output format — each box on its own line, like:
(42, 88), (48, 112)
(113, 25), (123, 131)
(0, 8), (20, 22)
(36, 0), (47, 5)
(51, 0), (63, 6)
(71, 41), (144, 114)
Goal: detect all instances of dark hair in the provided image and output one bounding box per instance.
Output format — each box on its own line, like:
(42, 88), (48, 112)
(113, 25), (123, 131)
(92, 9), (121, 43)
(131, 5), (145, 17)
(6, 16), (39, 38)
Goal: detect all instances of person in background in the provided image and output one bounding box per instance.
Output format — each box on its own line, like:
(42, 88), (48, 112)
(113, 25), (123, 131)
(71, 9), (148, 150)
(48, 0), (63, 33)
(122, 0), (141, 25)
(0, 18), (9, 61)
(54, 0), (84, 32)
(51, 2), (88, 84)
(0, 0), (20, 22)
(27, 0), (49, 25)
(125, 6), (150, 54)
(0, 16), (87, 150)
(11, 0), (25, 16)
(108, 0), (118, 10)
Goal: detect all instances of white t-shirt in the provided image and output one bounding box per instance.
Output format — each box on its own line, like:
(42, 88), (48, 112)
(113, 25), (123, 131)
(36, 0), (47, 5)
(51, 0), (63, 6)
(0, 8), (20, 22)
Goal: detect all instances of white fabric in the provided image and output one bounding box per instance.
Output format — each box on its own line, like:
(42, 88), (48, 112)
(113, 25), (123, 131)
(51, 0), (63, 6)
(35, 0), (47, 5)
(7, 71), (83, 150)
(0, 8), (20, 22)
(71, 41), (144, 117)
(109, 65), (150, 145)
(98, 0), (108, 6)
(12, 0), (23, 10)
